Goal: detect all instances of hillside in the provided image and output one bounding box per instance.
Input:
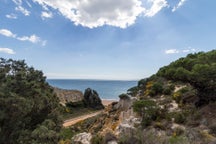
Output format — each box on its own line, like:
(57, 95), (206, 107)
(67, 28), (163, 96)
(53, 87), (83, 106)
(68, 50), (216, 144)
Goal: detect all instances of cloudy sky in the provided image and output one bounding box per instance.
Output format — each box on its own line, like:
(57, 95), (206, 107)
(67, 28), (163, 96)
(0, 0), (215, 80)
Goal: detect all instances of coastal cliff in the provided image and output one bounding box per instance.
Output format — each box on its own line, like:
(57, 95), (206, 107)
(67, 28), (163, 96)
(69, 50), (216, 144)
(54, 87), (84, 105)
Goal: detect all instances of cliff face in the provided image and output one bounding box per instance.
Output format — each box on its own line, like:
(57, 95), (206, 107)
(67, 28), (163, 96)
(71, 96), (140, 144)
(53, 87), (83, 105)
(70, 84), (216, 144)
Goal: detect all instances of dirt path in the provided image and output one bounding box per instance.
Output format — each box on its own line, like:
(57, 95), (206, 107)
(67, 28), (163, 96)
(63, 111), (102, 127)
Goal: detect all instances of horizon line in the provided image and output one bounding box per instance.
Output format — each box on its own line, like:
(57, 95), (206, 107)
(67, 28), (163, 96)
(46, 78), (139, 81)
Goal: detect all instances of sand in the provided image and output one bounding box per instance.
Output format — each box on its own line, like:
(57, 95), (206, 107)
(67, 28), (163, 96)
(102, 99), (118, 106)
(63, 100), (118, 127)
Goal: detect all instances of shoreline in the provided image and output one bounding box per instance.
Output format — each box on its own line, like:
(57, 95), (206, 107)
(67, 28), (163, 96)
(102, 99), (118, 106)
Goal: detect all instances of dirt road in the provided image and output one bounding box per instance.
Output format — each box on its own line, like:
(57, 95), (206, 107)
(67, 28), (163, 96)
(63, 111), (102, 127)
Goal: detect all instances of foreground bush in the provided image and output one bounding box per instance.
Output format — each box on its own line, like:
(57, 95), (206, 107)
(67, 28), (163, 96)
(0, 58), (62, 144)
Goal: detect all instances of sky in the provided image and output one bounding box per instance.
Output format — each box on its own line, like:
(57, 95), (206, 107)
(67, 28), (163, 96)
(0, 0), (215, 80)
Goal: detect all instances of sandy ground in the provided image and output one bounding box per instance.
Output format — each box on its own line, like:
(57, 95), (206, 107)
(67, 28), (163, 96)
(63, 99), (118, 127)
(102, 99), (118, 106)
(63, 110), (102, 127)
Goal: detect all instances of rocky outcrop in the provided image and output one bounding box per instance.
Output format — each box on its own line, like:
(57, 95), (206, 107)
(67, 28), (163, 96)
(53, 87), (83, 105)
(83, 88), (104, 110)
(71, 132), (92, 144)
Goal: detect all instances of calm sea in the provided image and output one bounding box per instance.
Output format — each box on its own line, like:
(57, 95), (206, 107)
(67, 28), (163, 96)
(47, 79), (137, 100)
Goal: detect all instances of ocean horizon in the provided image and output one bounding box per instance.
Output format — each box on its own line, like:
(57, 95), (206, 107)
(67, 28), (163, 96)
(47, 79), (137, 100)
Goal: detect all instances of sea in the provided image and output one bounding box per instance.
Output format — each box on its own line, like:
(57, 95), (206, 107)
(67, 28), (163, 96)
(47, 79), (137, 100)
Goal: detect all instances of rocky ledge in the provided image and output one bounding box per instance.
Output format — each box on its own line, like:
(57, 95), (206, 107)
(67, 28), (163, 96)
(53, 87), (84, 105)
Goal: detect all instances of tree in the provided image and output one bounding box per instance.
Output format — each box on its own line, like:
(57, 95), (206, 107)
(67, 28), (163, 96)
(0, 58), (62, 144)
(157, 50), (216, 106)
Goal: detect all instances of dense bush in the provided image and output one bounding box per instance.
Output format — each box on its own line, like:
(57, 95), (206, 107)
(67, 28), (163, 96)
(157, 50), (216, 106)
(65, 101), (84, 108)
(163, 84), (175, 95)
(91, 134), (103, 144)
(0, 58), (62, 144)
(119, 93), (130, 100)
(127, 86), (139, 96)
(133, 100), (160, 127)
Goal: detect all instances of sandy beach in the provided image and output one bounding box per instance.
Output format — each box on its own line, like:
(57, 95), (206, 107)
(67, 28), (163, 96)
(102, 99), (118, 106)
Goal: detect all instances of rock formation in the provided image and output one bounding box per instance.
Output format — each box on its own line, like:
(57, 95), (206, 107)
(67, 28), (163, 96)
(53, 87), (83, 105)
(83, 88), (104, 110)
(71, 132), (92, 144)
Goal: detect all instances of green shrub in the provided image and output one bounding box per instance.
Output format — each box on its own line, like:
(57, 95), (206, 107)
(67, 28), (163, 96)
(119, 93), (130, 100)
(66, 101), (84, 108)
(149, 82), (163, 97)
(91, 134), (103, 144)
(133, 100), (160, 128)
(127, 86), (139, 97)
(169, 136), (189, 144)
(174, 112), (186, 124)
(163, 84), (175, 95)
(60, 128), (75, 140)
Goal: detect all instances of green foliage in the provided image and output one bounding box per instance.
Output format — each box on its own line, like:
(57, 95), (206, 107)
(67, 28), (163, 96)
(60, 127), (75, 141)
(133, 100), (160, 127)
(138, 78), (147, 88)
(91, 134), (103, 144)
(169, 136), (189, 144)
(127, 86), (139, 97)
(174, 112), (186, 124)
(66, 101), (84, 108)
(0, 58), (62, 144)
(149, 82), (163, 96)
(157, 50), (216, 106)
(119, 93), (130, 100)
(172, 86), (197, 104)
(163, 84), (175, 95)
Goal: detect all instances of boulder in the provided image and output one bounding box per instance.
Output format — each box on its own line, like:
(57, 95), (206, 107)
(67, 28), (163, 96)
(71, 132), (92, 144)
(83, 88), (104, 110)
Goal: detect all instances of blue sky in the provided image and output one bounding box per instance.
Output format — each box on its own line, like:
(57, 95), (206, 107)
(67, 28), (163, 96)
(0, 0), (215, 80)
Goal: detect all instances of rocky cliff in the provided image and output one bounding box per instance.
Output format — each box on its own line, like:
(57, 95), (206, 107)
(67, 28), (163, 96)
(53, 87), (83, 105)
(70, 95), (140, 144)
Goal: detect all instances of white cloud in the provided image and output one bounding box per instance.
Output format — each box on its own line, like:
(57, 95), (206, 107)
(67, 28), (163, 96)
(33, 0), (145, 28)
(17, 35), (47, 46)
(26, 0), (32, 7)
(17, 34), (40, 43)
(182, 49), (190, 53)
(143, 0), (168, 17)
(182, 48), (196, 53)
(0, 29), (16, 38)
(172, 0), (186, 12)
(0, 48), (15, 54)
(0, 29), (46, 46)
(12, 0), (22, 5)
(6, 13), (17, 19)
(12, 0), (31, 16)
(165, 49), (179, 54)
(15, 6), (30, 16)
(165, 47), (196, 54)
(41, 11), (53, 19)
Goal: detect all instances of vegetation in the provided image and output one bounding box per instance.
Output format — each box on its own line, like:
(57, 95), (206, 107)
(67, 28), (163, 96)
(133, 100), (160, 127)
(0, 58), (62, 144)
(157, 50), (216, 106)
(119, 93), (130, 99)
